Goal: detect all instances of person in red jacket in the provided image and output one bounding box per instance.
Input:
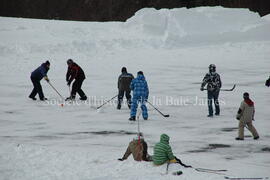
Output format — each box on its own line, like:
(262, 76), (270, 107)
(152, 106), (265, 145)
(66, 59), (87, 100)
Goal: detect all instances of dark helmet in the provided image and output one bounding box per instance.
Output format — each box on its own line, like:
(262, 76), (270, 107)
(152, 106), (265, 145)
(67, 59), (73, 65)
(137, 71), (144, 75)
(121, 67), (127, 73)
(209, 64), (216, 73)
(243, 92), (249, 99)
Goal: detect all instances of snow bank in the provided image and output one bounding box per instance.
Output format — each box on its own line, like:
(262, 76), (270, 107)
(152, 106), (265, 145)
(124, 7), (270, 47)
(1, 7), (270, 55)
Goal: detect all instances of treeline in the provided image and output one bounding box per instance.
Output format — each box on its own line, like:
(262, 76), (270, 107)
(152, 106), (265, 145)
(0, 0), (269, 21)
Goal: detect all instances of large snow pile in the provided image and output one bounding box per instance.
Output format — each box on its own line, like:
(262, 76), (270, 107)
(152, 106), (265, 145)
(0, 7), (269, 180)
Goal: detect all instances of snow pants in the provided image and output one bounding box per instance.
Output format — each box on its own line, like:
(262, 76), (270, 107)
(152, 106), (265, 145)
(130, 96), (148, 119)
(238, 121), (259, 139)
(71, 78), (86, 98)
(118, 90), (131, 107)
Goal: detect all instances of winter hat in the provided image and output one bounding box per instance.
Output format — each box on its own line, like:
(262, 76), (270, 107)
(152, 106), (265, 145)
(137, 71), (144, 75)
(121, 67), (127, 73)
(45, 60), (50, 65)
(243, 92), (249, 99)
(67, 59), (73, 65)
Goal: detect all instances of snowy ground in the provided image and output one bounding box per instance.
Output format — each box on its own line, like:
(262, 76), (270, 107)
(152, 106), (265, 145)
(0, 7), (270, 180)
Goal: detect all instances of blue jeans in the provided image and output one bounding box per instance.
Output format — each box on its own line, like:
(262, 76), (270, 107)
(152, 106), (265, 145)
(130, 96), (148, 119)
(207, 90), (220, 115)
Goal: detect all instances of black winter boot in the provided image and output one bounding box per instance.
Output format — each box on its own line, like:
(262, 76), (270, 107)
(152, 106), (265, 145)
(129, 116), (135, 121)
(117, 104), (121, 110)
(80, 96), (87, 100)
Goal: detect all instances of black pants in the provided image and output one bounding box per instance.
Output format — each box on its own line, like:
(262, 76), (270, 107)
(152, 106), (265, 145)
(207, 90), (220, 115)
(118, 90), (131, 106)
(29, 77), (44, 100)
(71, 78), (86, 98)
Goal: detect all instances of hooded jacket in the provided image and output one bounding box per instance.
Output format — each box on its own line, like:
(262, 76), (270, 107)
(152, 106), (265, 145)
(118, 72), (134, 91)
(236, 99), (255, 122)
(153, 134), (175, 165)
(130, 74), (149, 98)
(31, 63), (49, 81)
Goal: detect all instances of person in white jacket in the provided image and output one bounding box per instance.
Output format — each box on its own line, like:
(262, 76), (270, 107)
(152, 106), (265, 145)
(235, 92), (259, 140)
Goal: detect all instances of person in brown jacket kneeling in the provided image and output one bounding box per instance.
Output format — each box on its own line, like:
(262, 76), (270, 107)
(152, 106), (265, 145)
(236, 92), (259, 140)
(118, 133), (152, 161)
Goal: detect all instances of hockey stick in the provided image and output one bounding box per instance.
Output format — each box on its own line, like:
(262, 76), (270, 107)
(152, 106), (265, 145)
(203, 84), (236, 91)
(195, 168), (227, 172)
(224, 177), (266, 180)
(96, 95), (118, 109)
(221, 84), (236, 91)
(47, 81), (65, 100)
(146, 100), (170, 117)
(195, 168), (227, 175)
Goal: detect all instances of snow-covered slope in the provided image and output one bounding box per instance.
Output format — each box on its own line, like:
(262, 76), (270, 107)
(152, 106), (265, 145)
(0, 7), (269, 180)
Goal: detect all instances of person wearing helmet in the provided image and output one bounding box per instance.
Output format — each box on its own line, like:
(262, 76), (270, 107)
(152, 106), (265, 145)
(117, 67), (134, 110)
(153, 134), (192, 167)
(235, 92), (259, 140)
(200, 64), (222, 117)
(29, 60), (50, 101)
(118, 133), (152, 161)
(66, 59), (87, 101)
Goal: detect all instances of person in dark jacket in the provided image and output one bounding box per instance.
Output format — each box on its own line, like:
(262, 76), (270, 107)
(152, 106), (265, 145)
(118, 133), (152, 162)
(29, 61), (50, 101)
(117, 67), (134, 109)
(265, 76), (270, 87)
(200, 64), (222, 117)
(129, 71), (149, 121)
(66, 59), (87, 100)
(153, 134), (191, 167)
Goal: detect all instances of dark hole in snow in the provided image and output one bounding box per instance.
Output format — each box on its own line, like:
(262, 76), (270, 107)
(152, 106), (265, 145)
(221, 127), (238, 132)
(58, 131), (137, 136)
(186, 144), (231, 153)
(208, 144), (231, 149)
(5, 111), (14, 114)
(88, 130), (137, 135)
(261, 147), (270, 152)
(186, 149), (209, 153)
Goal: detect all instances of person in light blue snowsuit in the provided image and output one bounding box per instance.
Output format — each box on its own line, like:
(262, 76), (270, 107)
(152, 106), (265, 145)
(129, 71), (149, 121)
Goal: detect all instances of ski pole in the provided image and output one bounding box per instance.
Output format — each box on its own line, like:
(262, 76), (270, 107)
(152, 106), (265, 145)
(137, 109), (142, 161)
(47, 81), (65, 100)
(97, 95), (118, 109)
(166, 162), (170, 174)
(146, 100), (170, 117)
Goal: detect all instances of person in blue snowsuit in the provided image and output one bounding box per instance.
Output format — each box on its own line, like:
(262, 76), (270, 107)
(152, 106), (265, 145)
(129, 71), (149, 121)
(29, 61), (50, 101)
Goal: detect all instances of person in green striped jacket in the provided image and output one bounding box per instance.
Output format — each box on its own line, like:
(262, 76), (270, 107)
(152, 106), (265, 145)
(153, 134), (192, 168)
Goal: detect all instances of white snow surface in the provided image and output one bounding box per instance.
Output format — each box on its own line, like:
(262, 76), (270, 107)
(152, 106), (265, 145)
(0, 7), (270, 180)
